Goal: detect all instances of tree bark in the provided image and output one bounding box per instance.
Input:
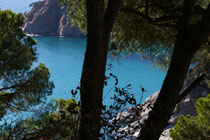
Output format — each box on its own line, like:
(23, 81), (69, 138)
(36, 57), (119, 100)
(138, 1), (210, 140)
(79, 1), (105, 139)
(79, 0), (122, 139)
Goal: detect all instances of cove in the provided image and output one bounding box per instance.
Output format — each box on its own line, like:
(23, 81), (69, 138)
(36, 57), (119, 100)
(33, 36), (166, 105)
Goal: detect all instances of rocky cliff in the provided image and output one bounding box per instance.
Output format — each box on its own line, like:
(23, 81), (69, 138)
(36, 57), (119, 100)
(23, 0), (84, 37)
(113, 63), (210, 140)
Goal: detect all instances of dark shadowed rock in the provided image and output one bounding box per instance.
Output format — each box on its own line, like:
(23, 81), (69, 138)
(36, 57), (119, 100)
(23, 0), (84, 37)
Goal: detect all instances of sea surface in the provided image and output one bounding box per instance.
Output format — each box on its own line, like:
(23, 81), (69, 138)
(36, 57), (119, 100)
(0, 0), (166, 105)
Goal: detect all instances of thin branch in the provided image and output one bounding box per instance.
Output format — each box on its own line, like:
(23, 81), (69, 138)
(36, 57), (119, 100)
(0, 84), (23, 92)
(145, 0), (149, 16)
(135, 5), (152, 10)
(0, 92), (16, 102)
(177, 74), (206, 103)
(123, 8), (178, 28)
(134, 3), (182, 14)
(198, 84), (209, 90)
(104, 0), (123, 39)
(103, 85), (115, 101)
(0, 67), (42, 93)
(122, 2), (209, 29)
(0, 100), (26, 111)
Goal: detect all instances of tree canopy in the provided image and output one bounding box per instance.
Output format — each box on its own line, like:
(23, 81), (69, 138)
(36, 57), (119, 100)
(60, 0), (210, 69)
(0, 10), (54, 120)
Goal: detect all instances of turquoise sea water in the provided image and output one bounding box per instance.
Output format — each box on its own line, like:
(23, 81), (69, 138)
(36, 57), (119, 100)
(33, 37), (166, 105)
(1, 0), (166, 105)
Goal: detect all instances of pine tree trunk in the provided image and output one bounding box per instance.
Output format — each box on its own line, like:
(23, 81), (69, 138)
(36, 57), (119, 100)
(138, 42), (198, 140)
(79, 1), (106, 139)
(138, 1), (210, 139)
(79, 0), (122, 139)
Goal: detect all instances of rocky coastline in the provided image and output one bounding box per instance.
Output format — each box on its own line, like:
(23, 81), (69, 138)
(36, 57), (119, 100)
(114, 63), (210, 140)
(23, 0), (84, 37)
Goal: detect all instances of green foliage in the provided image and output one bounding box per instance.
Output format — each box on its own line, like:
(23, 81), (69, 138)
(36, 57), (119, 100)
(59, 0), (210, 70)
(0, 98), (79, 139)
(170, 94), (210, 140)
(0, 10), (54, 119)
(111, 0), (209, 69)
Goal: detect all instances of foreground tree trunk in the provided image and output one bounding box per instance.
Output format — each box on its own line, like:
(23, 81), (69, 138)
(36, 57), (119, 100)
(138, 1), (210, 140)
(79, 0), (122, 139)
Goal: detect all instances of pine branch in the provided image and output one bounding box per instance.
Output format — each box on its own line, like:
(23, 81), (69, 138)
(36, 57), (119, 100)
(177, 74), (206, 103)
(104, 0), (122, 39)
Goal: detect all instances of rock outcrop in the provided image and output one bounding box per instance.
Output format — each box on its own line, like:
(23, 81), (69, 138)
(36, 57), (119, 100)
(114, 63), (210, 140)
(23, 0), (84, 37)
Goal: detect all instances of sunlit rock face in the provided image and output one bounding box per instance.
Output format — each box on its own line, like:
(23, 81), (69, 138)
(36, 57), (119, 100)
(23, 0), (84, 37)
